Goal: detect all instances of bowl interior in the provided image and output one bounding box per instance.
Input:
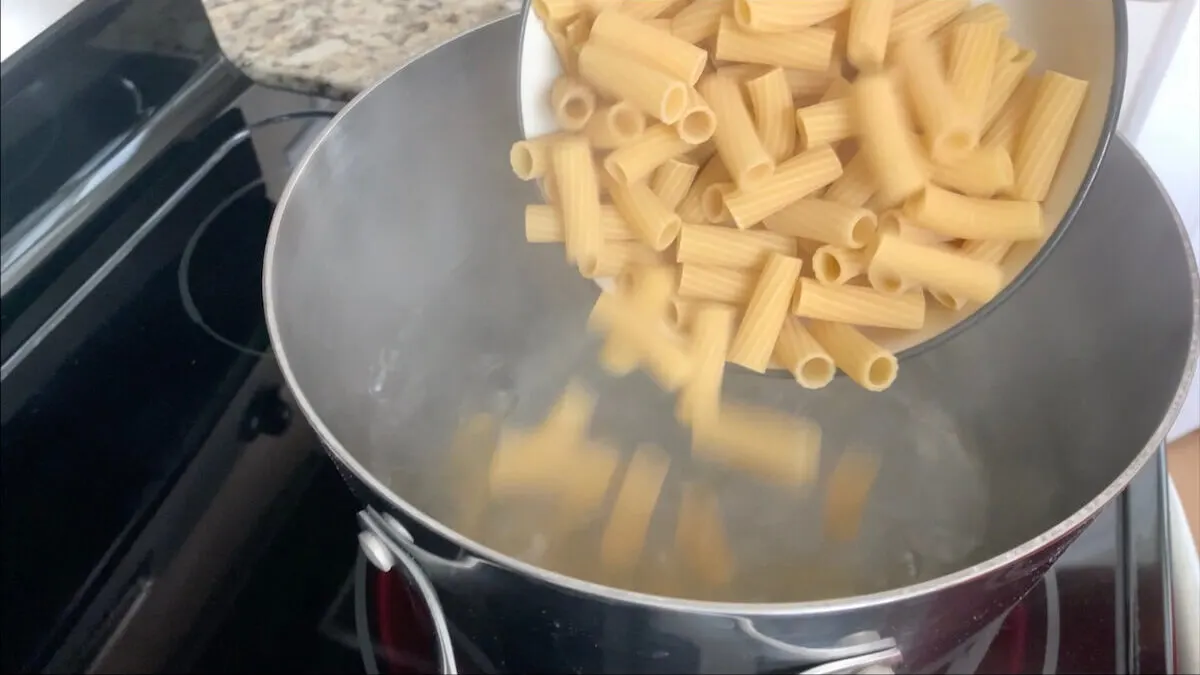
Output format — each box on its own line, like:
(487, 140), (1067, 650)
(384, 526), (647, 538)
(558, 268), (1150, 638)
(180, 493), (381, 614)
(518, 0), (1120, 357)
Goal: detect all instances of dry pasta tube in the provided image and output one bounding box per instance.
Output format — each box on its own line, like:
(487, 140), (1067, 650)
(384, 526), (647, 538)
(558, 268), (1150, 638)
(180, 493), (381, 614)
(930, 145), (1013, 198)
(676, 482), (735, 586)
(677, 304), (736, 424)
(796, 98), (855, 150)
(746, 68), (797, 163)
(878, 209), (953, 246)
(811, 245), (867, 285)
(774, 317), (836, 389)
(668, 297), (704, 329)
(580, 242), (668, 279)
(945, 2), (1009, 31)
(823, 449), (881, 542)
(734, 0), (848, 32)
(551, 76), (598, 131)
(678, 264), (757, 304)
(601, 265), (677, 373)
(589, 291), (695, 390)
(698, 73), (776, 191)
(896, 37), (974, 164)
(806, 320), (898, 392)
(586, 102), (647, 150)
(651, 158), (700, 211)
(892, 0), (925, 14)
(930, 239), (1012, 310)
(551, 137), (603, 270)
(701, 182), (736, 224)
(792, 277), (926, 330)
(578, 42), (689, 124)
(904, 184), (1042, 240)
(847, 0), (894, 69)
(946, 21), (1003, 136)
(691, 402), (822, 485)
(676, 89), (718, 144)
(728, 253), (804, 373)
(677, 155), (731, 222)
(823, 151), (877, 208)
(762, 198), (876, 249)
(872, 233), (1003, 303)
(533, 0), (584, 24)
(724, 145), (844, 229)
(670, 0), (727, 44)
(590, 9), (709, 85)
(890, 0), (969, 43)
(676, 222), (798, 269)
(606, 173), (683, 251)
(604, 124), (694, 185)
(525, 204), (637, 243)
(786, 67), (837, 99)
(510, 132), (568, 181)
(715, 16), (836, 72)
(1011, 71), (1090, 202)
(555, 442), (624, 528)
(563, 14), (592, 45)
(854, 73), (925, 205)
(982, 47), (1036, 130)
(621, 0), (684, 19)
(600, 444), (671, 574)
(982, 74), (1038, 154)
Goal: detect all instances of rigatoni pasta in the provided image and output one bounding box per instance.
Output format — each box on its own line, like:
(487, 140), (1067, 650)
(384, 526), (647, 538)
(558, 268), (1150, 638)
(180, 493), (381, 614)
(930, 144), (1013, 198)
(745, 68), (797, 162)
(716, 16), (836, 72)
(795, 98), (855, 150)
(578, 42), (690, 124)
(551, 76), (598, 131)
(677, 304), (736, 423)
(600, 444), (671, 573)
(691, 402), (821, 485)
(723, 145), (843, 228)
(806, 320), (898, 391)
(604, 124), (694, 184)
(698, 73), (776, 191)
(676, 222), (797, 269)
(606, 173), (684, 250)
(763, 198), (876, 248)
(733, 0), (849, 33)
(854, 72), (926, 205)
(904, 184), (1042, 240)
(871, 233), (1003, 303)
(678, 264), (757, 304)
(792, 278), (926, 330)
(525, 204), (636, 243)
(728, 253), (803, 372)
(589, 9), (710, 85)
(946, 21), (1003, 137)
(774, 317), (836, 388)
(586, 101), (647, 149)
(846, 0), (893, 69)
(652, 158), (701, 210)
(1011, 71), (1089, 202)
(551, 137), (604, 270)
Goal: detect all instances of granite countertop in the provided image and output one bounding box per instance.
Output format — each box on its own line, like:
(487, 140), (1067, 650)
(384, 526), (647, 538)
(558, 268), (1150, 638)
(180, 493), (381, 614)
(201, 0), (522, 100)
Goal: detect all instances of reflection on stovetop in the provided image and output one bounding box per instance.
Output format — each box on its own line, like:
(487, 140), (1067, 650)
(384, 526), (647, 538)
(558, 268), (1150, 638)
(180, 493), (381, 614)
(182, 453), (1173, 674)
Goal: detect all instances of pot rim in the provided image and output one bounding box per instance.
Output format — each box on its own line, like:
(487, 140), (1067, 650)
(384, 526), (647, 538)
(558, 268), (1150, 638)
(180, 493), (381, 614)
(264, 7), (1199, 617)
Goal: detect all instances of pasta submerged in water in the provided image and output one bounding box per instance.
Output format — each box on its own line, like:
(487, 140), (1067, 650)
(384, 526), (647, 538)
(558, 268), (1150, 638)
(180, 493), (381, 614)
(491, 0), (1090, 597)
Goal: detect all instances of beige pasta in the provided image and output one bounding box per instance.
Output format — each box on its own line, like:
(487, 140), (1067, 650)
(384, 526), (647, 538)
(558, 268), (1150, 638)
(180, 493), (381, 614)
(678, 264), (757, 304)
(677, 304), (737, 424)
(546, 22), (579, 74)
(896, 37), (973, 163)
(606, 173), (683, 250)
(510, 133), (567, 181)
(724, 145), (844, 228)
(847, 0), (894, 69)
(585, 102), (647, 150)
(580, 242), (668, 279)
(651, 158), (701, 210)
(982, 74), (1038, 154)
(792, 278), (926, 330)
(774, 317), (836, 388)
(806, 320), (898, 391)
(904, 184), (1042, 240)
(811, 245), (867, 285)
(1011, 71), (1089, 202)
(871, 233), (1003, 303)
(930, 144), (1013, 198)
(551, 76), (598, 131)
(823, 151), (877, 207)
(533, 0), (584, 23)
(892, 0), (926, 15)
(715, 17), (837, 72)
(982, 47), (1036, 130)
(676, 222), (798, 269)
(578, 42), (689, 124)
(601, 265), (677, 373)
(691, 402), (821, 485)
(795, 98), (856, 150)
(930, 239), (1013, 310)
(525, 204), (637, 243)
(668, 297), (711, 329)
(733, 0), (849, 33)
(604, 124), (694, 184)
(746, 68), (798, 163)
(878, 209), (953, 245)
(554, 441), (625, 532)
(946, 21), (1003, 136)
(823, 449), (881, 542)
(854, 73), (926, 205)
(698, 73), (776, 191)
(728, 253), (804, 373)
(945, 2), (1009, 31)
(677, 155), (732, 222)
(762, 198), (877, 248)
(590, 9), (710, 85)
(677, 89), (718, 144)
(600, 444), (671, 573)
(589, 291), (694, 390)
(701, 182), (736, 223)
(786, 67), (838, 99)
(670, 0), (728, 44)
(551, 137), (604, 269)
(890, 0), (969, 43)
(621, 0), (685, 19)
(676, 482), (735, 586)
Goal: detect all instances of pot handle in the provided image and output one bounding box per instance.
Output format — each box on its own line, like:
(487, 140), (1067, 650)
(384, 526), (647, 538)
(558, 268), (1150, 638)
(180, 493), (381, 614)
(358, 508), (459, 675)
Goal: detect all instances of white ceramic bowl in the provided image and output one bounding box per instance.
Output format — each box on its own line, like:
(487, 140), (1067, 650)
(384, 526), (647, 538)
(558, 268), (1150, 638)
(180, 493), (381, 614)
(518, 0), (1126, 357)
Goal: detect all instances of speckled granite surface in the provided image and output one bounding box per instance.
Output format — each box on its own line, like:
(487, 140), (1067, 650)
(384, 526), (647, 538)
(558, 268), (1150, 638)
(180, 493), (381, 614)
(202, 0), (522, 100)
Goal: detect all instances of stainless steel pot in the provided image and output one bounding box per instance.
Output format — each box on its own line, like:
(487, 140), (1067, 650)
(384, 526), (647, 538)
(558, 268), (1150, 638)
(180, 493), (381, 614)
(263, 15), (1198, 675)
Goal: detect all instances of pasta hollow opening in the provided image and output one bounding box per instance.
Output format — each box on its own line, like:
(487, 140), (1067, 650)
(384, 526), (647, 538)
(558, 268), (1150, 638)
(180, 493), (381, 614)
(733, 0), (753, 26)
(851, 215), (875, 248)
(814, 250), (841, 283)
(867, 355), (898, 390)
(800, 356), (835, 387)
(564, 96), (592, 124)
(745, 160), (774, 186)
(871, 268), (903, 294)
(932, 289), (966, 311)
(510, 144), (536, 180)
(654, 216), (683, 249)
(936, 129), (975, 159)
(680, 108), (717, 143)
(701, 185), (728, 221)
(612, 108), (643, 139)
(663, 87), (689, 124)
